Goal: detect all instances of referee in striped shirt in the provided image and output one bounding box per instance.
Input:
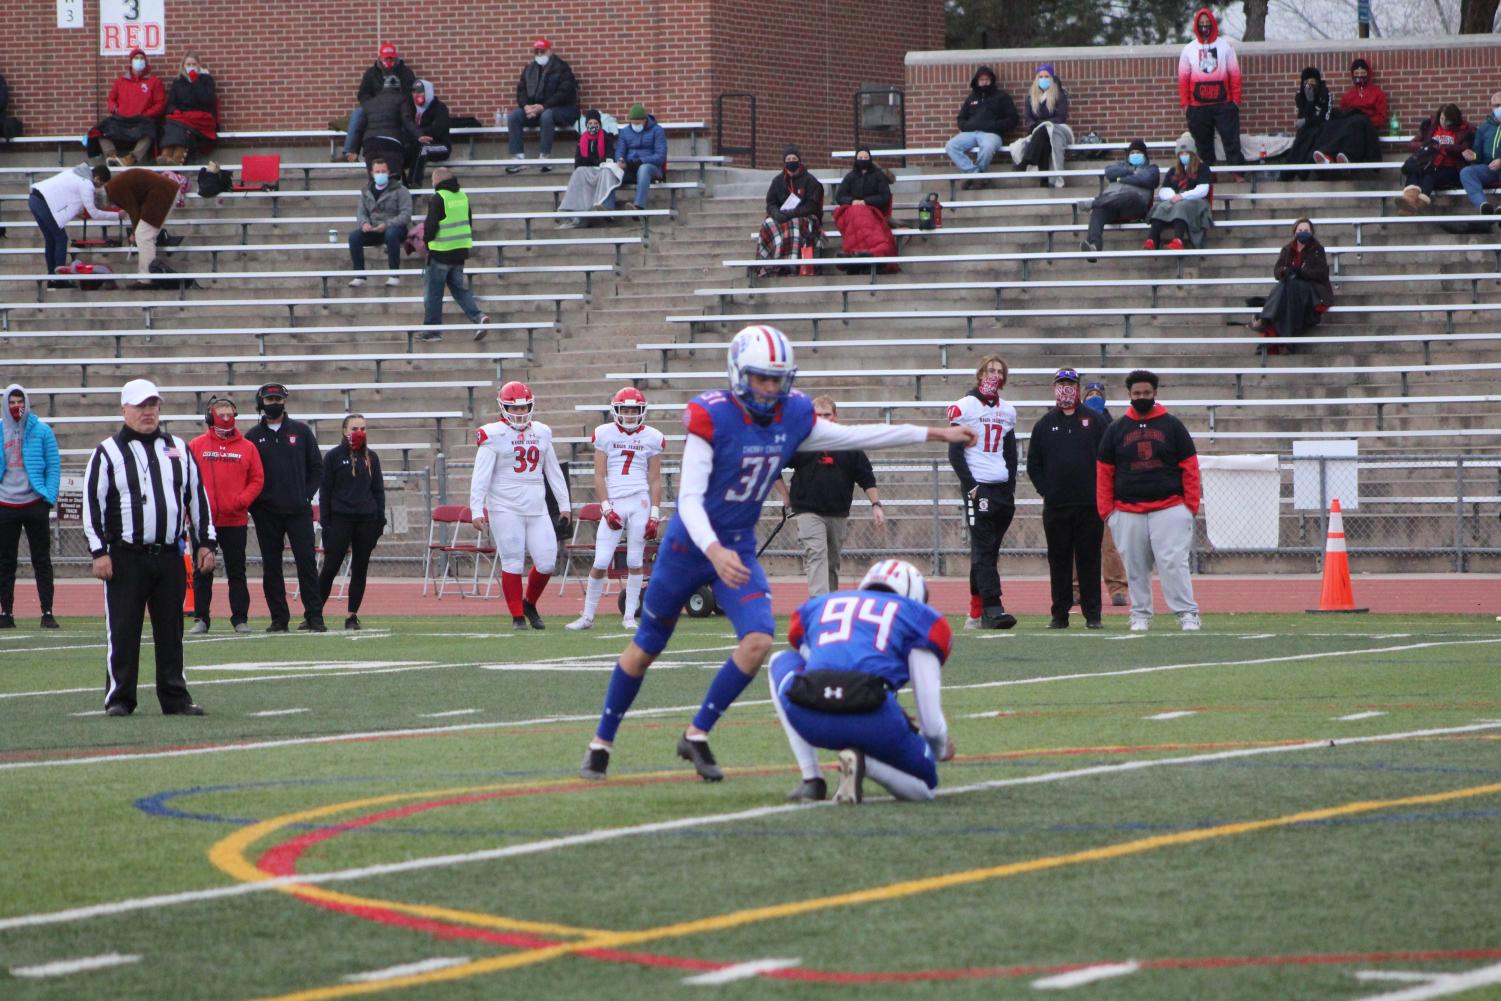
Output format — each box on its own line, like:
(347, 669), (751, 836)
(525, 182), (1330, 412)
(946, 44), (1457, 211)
(85, 379), (217, 717)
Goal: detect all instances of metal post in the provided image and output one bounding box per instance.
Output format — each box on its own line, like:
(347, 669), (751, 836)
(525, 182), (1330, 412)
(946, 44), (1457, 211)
(930, 460), (943, 575)
(1454, 455), (1466, 572)
(436, 453), (449, 505)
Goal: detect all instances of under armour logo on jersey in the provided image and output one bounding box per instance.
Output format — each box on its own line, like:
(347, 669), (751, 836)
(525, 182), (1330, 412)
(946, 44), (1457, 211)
(823, 686), (844, 700)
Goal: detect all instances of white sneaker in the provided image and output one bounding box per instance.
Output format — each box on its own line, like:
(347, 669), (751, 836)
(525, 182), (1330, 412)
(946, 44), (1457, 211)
(564, 616), (593, 631)
(1129, 616), (1151, 632)
(347, 277), (367, 287)
(1050, 175), (1066, 188)
(1178, 612), (1202, 632)
(384, 276), (401, 287)
(621, 616), (637, 630)
(963, 616), (983, 630)
(833, 749), (865, 805)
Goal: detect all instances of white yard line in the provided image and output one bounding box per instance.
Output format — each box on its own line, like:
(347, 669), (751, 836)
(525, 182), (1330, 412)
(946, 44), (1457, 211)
(419, 709), (481, 718)
(1335, 711), (1389, 721)
(1032, 961), (1140, 989)
(1356, 972), (1447, 983)
(342, 957), (471, 982)
(249, 708), (311, 717)
(681, 958), (802, 984)
(1144, 711), (1198, 720)
(1349, 962), (1501, 1000)
(0, 720), (1495, 935)
(10, 952), (141, 977)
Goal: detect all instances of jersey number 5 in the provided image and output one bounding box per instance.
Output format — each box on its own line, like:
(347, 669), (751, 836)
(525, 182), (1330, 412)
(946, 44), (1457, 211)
(512, 445), (540, 473)
(724, 455), (781, 503)
(816, 596), (898, 652)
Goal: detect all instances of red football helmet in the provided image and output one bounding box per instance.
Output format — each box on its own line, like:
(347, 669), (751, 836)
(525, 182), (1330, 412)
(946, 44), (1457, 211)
(498, 381), (534, 430)
(610, 386), (648, 431)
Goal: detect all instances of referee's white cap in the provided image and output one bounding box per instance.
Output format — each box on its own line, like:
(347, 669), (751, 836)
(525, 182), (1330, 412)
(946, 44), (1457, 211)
(121, 379), (162, 406)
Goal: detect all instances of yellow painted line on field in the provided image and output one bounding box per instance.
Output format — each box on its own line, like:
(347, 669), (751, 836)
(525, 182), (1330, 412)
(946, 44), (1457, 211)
(245, 779), (1501, 1001)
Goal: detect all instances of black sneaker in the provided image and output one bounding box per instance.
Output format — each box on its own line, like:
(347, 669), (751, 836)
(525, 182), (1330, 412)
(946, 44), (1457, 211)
(833, 749), (865, 804)
(1483, 202), (1496, 215)
(0, 613), (13, 629)
(579, 744), (610, 780)
(512, 615), (528, 630)
(787, 776), (827, 802)
(105, 703), (132, 717)
(676, 733), (724, 781)
(266, 621), (289, 633)
(521, 601), (545, 630)
(418, 330), (444, 342)
(1086, 619), (1104, 629)
(1047, 618), (1069, 630)
(345, 614), (362, 631)
(505, 164), (526, 175)
(164, 703), (205, 716)
(538, 164), (553, 174)
(981, 609), (1018, 630)
(297, 619), (328, 633)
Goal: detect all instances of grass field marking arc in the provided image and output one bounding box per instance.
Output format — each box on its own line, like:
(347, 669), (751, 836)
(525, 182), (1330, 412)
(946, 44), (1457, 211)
(241, 777), (1501, 1001)
(7, 635), (1498, 772)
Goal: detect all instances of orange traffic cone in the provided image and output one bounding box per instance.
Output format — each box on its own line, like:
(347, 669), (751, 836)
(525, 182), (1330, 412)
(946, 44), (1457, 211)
(182, 552), (196, 615)
(1307, 499), (1368, 613)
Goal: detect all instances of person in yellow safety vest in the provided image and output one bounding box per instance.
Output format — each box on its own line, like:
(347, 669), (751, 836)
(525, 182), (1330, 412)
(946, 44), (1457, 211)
(420, 167), (491, 342)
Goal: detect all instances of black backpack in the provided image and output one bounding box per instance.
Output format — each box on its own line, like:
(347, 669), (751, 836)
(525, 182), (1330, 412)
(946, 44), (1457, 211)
(147, 259), (199, 290)
(197, 165), (235, 197)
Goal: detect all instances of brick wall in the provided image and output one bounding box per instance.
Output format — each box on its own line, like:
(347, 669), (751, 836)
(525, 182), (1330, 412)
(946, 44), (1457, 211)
(4, 0), (942, 166)
(905, 37), (1501, 151)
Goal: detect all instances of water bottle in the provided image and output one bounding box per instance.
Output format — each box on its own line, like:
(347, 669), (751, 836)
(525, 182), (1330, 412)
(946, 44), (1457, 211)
(1258, 141), (1267, 164)
(328, 228), (337, 243)
(1389, 112), (1400, 138)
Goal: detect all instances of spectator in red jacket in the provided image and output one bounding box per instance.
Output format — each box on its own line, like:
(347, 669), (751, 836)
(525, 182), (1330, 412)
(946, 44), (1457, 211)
(1339, 58), (1389, 131)
(1176, 8), (1243, 167)
(1399, 103), (1475, 212)
(98, 48), (166, 167)
(187, 397), (264, 633)
(1310, 59), (1386, 166)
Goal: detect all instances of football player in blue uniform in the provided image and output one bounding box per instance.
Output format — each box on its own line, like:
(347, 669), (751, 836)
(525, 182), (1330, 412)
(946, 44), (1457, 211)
(580, 325), (974, 782)
(770, 559), (955, 804)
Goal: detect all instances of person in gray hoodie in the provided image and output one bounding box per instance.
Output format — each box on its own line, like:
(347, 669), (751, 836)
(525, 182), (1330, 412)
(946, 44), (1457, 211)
(0, 385), (61, 629)
(346, 156), (413, 287)
(1081, 139), (1160, 255)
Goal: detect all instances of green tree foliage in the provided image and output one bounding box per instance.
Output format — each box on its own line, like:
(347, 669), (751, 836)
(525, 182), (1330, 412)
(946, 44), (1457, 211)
(946, 0), (1200, 48)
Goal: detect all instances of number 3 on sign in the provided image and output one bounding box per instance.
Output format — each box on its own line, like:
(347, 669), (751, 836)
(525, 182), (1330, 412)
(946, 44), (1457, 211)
(57, 0), (84, 28)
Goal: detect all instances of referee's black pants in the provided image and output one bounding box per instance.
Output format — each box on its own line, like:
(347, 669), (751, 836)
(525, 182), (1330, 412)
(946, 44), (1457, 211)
(252, 508), (323, 627)
(967, 483), (1015, 612)
(1042, 505), (1104, 623)
(104, 545), (193, 713)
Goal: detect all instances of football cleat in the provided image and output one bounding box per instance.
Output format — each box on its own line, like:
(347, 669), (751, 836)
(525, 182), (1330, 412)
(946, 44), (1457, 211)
(833, 749), (865, 804)
(787, 776), (828, 803)
(610, 386), (648, 431)
(621, 615), (637, 630)
(579, 744), (610, 780)
(521, 601), (545, 630)
(497, 381), (534, 430)
(676, 733), (724, 781)
(565, 616), (593, 631)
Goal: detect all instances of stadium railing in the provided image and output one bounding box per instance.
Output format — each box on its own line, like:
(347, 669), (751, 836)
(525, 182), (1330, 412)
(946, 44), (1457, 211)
(3, 350), (522, 384)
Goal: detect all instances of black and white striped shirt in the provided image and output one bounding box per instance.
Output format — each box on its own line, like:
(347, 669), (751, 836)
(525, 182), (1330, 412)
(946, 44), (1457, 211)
(84, 427), (216, 556)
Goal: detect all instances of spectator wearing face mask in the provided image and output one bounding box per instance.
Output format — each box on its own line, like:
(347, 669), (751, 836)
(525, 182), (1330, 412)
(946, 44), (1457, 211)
(98, 48), (166, 167)
(833, 147), (895, 271)
(406, 79), (451, 187)
(159, 53), (217, 166)
(1399, 103), (1474, 213)
(1459, 91), (1501, 215)
(946, 66), (1018, 189)
(340, 43), (416, 163)
(1081, 139), (1158, 256)
(504, 39), (580, 173)
(187, 397), (263, 634)
(948, 355), (1018, 631)
(347, 156), (412, 287)
(1144, 138), (1213, 250)
(355, 76), (421, 182)
(29, 163), (119, 283)
(244, 383), (325, 633)
(1009, 63), (1072, 187)
(318, 414), (385, 631)
(1249, 219), (1332, 350)
(1284, 67), (1332, 177)
(613, 103), (668, 210)
(755, 144), (824, 278)
(1309, 59), (1385, 166)
(0, 385), (60, 630)
(556, 109), (620, 228)
(1177, 8), (1243, 168)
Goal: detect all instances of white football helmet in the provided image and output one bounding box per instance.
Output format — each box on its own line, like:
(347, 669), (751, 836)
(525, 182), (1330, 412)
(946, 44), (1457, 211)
(610, 386), (648, 431)
(727, 324), (796, 417)
(498, 381), (534, 431)
(859, 559), (928, 603)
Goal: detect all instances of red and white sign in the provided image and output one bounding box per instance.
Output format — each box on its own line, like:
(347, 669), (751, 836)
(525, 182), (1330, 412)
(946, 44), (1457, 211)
(99, 0), (165, 56)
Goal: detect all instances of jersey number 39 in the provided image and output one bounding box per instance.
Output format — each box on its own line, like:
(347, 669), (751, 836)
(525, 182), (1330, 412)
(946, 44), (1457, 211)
(816, 596), (897, 651)
(512, 445), (540, 473)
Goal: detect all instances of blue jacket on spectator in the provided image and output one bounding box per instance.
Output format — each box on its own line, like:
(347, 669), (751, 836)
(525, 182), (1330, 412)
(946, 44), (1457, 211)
(0, 385), (60, 505)
(615, 115), (668, 170)
(1473, 115), (1501, 164)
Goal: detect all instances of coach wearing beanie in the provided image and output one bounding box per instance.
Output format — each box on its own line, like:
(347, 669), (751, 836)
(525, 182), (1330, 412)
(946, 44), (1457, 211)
(243, 383), (325, 632)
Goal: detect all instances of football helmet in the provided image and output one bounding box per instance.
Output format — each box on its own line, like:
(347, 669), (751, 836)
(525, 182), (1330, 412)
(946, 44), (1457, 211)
(610, 386), (648, 431)
(727, 324), (796, 417)
(859, 559), (928, 603)
(498, 381), (534, 430)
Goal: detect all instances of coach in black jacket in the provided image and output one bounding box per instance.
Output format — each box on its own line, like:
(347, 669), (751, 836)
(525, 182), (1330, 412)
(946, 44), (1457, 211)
(244, 383), (325, 632)
(1026, 368), (1109, 630)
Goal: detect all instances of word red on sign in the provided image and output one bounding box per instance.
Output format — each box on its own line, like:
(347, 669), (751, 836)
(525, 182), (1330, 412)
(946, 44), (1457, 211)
(102, 23), (163, 52)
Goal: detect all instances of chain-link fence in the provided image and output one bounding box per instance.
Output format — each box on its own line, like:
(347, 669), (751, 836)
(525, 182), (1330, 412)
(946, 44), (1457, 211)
(24, 452), (1500, 583)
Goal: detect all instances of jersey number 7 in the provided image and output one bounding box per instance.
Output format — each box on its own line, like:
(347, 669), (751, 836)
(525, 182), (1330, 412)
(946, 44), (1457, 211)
(817, 595), (898, 651)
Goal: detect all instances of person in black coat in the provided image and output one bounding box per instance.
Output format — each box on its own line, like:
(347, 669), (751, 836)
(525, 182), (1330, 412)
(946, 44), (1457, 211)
(755, 144), (825, 277)
(355, 77), (420, 181)
(318, 414), (385, 630)
(407, 79), (451, 187)
(504, 38), (580, 168)
(1026, 368), (1111, 629)
(244, 383), (325, 632)
(833, 147), (895, 270)
(1284, 67), (1332, 179)
(945, 66), (1019, 188)
(340, 43), (417, 160)
(158, 54), (217, 165)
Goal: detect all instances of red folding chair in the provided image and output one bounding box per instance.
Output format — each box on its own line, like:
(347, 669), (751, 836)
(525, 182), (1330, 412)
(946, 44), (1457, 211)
(233, 154), (281, 192)
(423, 505), (497, 598)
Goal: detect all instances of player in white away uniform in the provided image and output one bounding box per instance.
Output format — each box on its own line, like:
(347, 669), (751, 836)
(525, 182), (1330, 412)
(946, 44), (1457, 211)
(568, 387), (665, 631)
(469, 381), (572, 629)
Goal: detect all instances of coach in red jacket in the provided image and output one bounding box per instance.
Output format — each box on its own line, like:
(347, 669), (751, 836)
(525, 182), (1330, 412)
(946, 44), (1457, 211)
(188, 397), (264, 633)
(1096, 370), (1201, 633)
